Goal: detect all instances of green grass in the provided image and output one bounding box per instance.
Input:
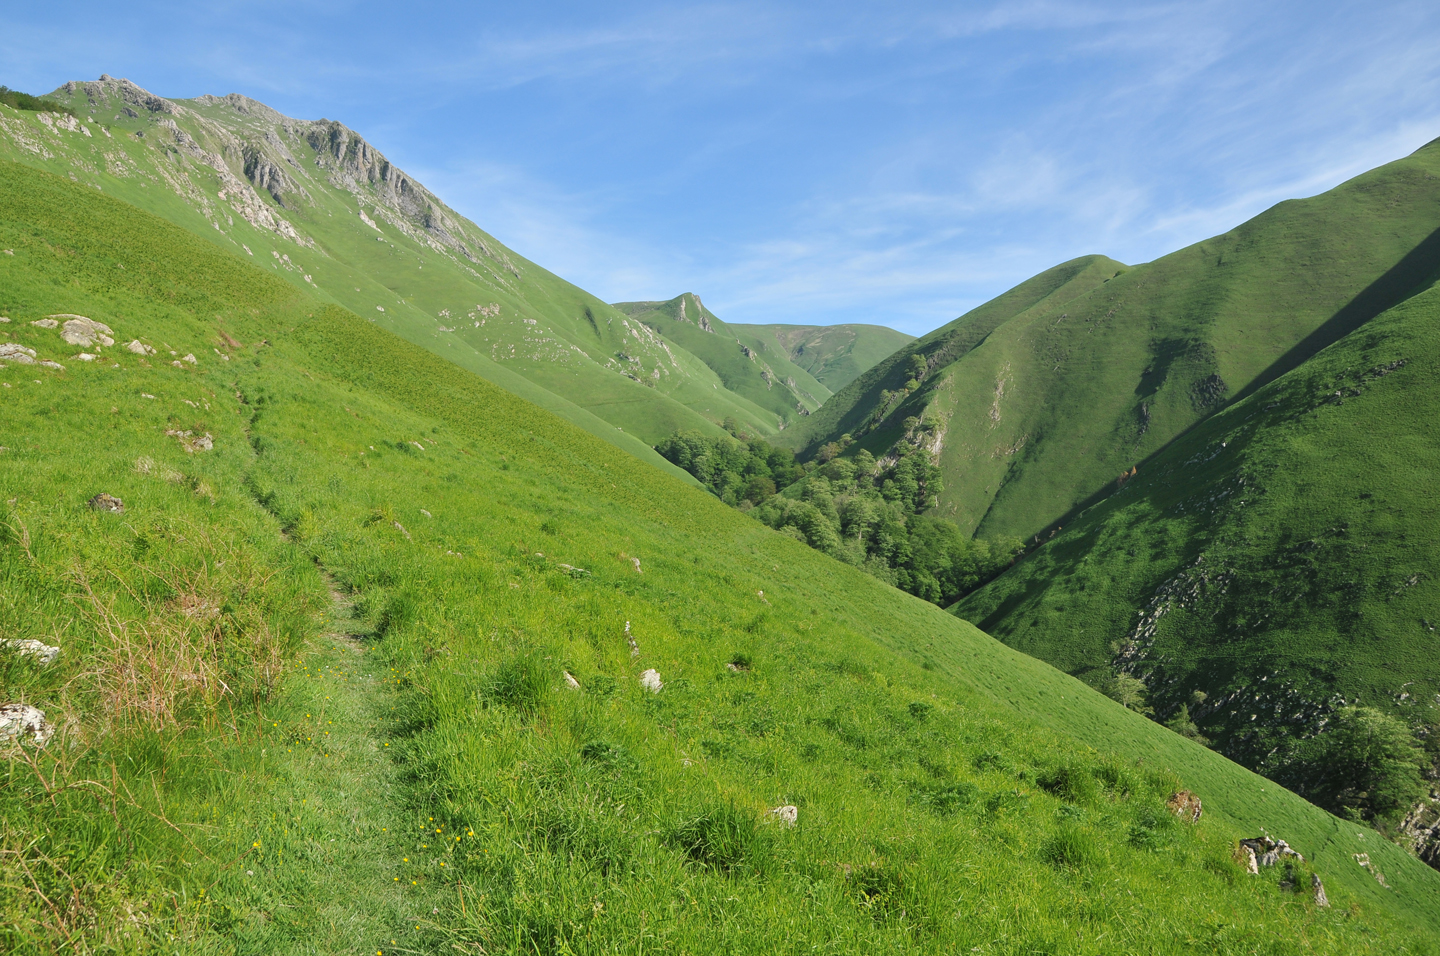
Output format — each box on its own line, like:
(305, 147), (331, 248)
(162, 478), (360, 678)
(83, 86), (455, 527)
(786, 136), (1440, 546)
(953, 269), (1440, 824)
(730, 322), (916, 392)
(5, 158), (1440, 953)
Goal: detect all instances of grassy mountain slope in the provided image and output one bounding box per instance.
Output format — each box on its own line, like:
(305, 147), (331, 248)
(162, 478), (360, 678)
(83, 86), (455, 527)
(952, 270), (1440, 827)
(786, 138), (1440, 542)
(0, 78), (796, 463)
(732, 322), (916, 391)
(613, 293), (832, 427)
(6, 164), (1440, 951)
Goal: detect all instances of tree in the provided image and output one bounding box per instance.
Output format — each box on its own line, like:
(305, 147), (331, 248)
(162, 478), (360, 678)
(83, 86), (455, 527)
(1309, 707), (1427, 824)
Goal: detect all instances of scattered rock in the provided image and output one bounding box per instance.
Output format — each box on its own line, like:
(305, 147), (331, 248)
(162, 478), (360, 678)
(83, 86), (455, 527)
(2, 640), (60, 665)
(768, 805), (798, 827)
(0, 316), (9, 322)
(39, 361), (64, 370)
(631, 556), (642, 574)
(75, 353), (97, 362)
(182, 353), (197, 364)
(563, 671), (581, 690)
(0, 343), (37, 364)
(639, 669), (662, 693)
(557, 563), (590, 578)
(419, 509), (432, 518)
(626, 621), (639, 659)
(87, 492), (125, 513)
(30, 318), (58, 329)
(1312, 873), (1329, 907)
(1354, 852), (1390, 888)
(0, 703), (53, 748)
(1243, 845), (1259, 875)
(1166, 789), (1203, 823)
(172, 361), (184, 368)
(165, 429), (214, 453)
(56, 316), (114, 347)
(126, 340), (156, 355)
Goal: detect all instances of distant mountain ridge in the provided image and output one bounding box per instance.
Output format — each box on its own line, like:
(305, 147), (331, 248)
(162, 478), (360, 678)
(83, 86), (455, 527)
(0, 76), (902, 475)
(728, 322), (915, 392)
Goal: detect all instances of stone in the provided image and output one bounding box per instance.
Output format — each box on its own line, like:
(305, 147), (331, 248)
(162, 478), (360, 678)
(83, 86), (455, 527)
(126, 340), (156, 355)
(1312, 873), (1329, 907)
(182, 353), (197, 364)
(75, 353), (97, 362)
(564, 671), (581, 690)
(1243, 845), (1259, 875)
(1240, 835), (1302, 868)
(1166, 789), (1203, 823)
(768, 805), (798, 827)
(639, 669), (662, 693)
(57, 316), (115, 347)
(2, 639), (60, 665)
(166, 430), (214, 453)
(39, 361), (64, 370)
(0, 703), (53, 748)
(0, 343), (37, 364)
(88, 492), (125, 513)
(31, 318), (58, 329)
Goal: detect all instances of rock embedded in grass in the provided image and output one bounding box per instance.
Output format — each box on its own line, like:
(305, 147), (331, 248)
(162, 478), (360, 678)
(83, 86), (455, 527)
(88, 492), (125, 513)
(3, 639), (60, 665)
(0, 703), (54, 748)
(126, 339), (155, 355)
(767, 805), (798, 827)
(57, 316), (115, 347)
(30, 318), (58, 329)
(0, 343), (37, 364)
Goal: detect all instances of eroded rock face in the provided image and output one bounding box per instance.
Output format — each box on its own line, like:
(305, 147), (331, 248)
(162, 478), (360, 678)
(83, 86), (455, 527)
(1240, 835), (1303, 868)
(56, 315), (115, 347)
(0, 703), (53, 748)
(88, 492), (125, 513)
(2, 640), (60, 665)
(1398, 798), (1440, 869)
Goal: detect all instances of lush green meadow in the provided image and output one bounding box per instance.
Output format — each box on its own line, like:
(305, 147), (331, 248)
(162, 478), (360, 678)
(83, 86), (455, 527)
(730, 322), (916, 392)
(4, 159), (1440, 954)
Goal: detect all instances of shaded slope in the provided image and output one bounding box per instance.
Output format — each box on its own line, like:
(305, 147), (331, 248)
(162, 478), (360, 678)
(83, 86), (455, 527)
(729, 322), (915, 391)
(0, 77), (789, 453)
(6, 160), (1440, 949)
(953, 272), (1440, 830)
(613, 292), (831, 428)
(790, 137), (1440, 542)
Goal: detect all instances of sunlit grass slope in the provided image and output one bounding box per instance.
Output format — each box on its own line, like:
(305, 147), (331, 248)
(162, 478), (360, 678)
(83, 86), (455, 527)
(613, 293), (832, 424)
(953, 270), (1440, 784)
(0, 78), (787, 459)
(731, 321), (916, 392)
(787, 137), (1440, 543)
(4, 160), (1440, 952)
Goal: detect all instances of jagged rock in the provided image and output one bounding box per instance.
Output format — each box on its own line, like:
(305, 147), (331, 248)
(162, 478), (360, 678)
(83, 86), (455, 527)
(0, 343), (37, 364)
(2, 640), (60, 665)
(126, 340), (155, 355)
(1241, 835), (1303, 867)
(1243, 845), (1259, 875)
(639, 669), (662, 693)
(768, 805), (798, 827)
(182, 353), (197, 364)
(30, 318), (58, 329)
(56, 315), (114, 347)
(1398, 797), (1440, 867)
(165, 429), (214, 453)
(563, 671), (581, 690)
(88, 492), (124, 513)
(0, 703), (53, 748)
(1167, 789), (1203, 823)
(1312, 873), (1329, 907)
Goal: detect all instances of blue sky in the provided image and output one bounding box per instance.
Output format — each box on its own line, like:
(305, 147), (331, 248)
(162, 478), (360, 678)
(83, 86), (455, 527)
(5, 2), (1440, 336)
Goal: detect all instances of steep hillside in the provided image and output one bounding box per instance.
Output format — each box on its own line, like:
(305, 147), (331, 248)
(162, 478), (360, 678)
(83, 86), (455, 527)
(0, 77), (800, 463)
(7, 161), (1440, 951)
(613, 293), (831, 427)
(953, 271), (1440, 855)
(786, 137), (1440, 542)
(731, 321), (915, 391)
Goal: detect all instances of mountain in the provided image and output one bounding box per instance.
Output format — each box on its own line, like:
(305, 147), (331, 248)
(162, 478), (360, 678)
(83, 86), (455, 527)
(6, 156), (1440, 950)
(0, 77), (815, 480)
(780, 137), (1440, 543)
(612, 293), (833, 425)
(729, 322), (915, 391)
(952, 267), (1440, 857)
